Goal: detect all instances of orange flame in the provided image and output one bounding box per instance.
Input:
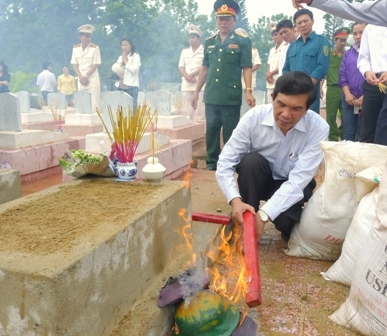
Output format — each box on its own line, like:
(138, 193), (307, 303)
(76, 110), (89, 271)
(207, 223), (249, 310)
(176, 165), (249, 319)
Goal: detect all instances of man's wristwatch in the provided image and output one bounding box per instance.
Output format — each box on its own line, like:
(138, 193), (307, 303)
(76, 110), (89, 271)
(258, 210), (269, 223)
(245, 87), (253, 93)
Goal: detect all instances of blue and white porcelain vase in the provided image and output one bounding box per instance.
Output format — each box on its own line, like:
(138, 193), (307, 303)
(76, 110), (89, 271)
(110, 160), (138, 181)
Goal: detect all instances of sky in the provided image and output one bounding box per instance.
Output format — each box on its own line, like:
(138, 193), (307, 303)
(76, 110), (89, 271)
(196, 0), (327, 33)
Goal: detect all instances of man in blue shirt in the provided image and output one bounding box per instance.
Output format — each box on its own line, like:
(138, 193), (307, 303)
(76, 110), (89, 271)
(282, 8), (330, 113)
(216, 71), (329, 242)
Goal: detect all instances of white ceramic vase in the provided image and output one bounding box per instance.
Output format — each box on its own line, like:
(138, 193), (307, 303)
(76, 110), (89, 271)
(142, 157), (166, 182)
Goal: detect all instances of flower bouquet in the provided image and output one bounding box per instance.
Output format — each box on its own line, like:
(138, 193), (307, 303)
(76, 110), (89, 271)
(96, 104), (156, 180)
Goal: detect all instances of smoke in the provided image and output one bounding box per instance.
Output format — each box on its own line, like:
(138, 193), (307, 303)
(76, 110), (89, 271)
(177, 263), (209, 305)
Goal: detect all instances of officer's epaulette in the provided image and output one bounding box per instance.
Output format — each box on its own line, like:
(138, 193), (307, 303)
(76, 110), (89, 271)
(206, 33), (217, 41)
(73, 44), (81, 48)
(89, 43), (97, 48)
(236, 30), (248, 38)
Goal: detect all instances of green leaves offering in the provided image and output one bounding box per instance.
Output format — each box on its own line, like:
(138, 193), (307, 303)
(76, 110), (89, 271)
(59, 150), (112, 177)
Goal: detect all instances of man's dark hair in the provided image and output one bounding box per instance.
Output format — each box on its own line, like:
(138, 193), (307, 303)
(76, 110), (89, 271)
(277, 20), (293, 31)
(293, 8), (313, 23)
(273, 71), (317, 110)
(42, 61), (51, 69)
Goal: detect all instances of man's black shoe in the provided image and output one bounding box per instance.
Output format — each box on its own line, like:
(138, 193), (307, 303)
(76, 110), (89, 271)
(206, 166), (216, 171)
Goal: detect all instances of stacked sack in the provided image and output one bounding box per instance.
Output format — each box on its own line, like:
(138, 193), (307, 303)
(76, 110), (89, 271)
(328, 160), (387, 335)
(285, 141), (387, 261)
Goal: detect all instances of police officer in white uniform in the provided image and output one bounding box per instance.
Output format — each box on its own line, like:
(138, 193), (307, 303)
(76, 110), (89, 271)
(178, 25), (205, 122)
(71, 24), (101, 113)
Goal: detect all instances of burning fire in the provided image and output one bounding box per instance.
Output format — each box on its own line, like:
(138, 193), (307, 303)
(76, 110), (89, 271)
(175, 169), (250, 315)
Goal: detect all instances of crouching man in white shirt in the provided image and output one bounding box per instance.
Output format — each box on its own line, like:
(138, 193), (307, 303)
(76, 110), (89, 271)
(216, 71), (329, 242)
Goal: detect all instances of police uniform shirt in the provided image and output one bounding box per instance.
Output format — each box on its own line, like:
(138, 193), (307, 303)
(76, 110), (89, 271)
(71, 43), (101, 89)
(282, 32), (330, 81)
(267, 41), (287, 89)
(242, 47), (261, 89)
(326, 50), (343, 86)
(178, 44), (204, 91)
(203, 31), (252, 106)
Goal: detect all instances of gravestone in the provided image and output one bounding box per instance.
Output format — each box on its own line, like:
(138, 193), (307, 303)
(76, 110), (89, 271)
(138, 91), (146, 106)
(101, 91), (133, 133)
(255, 90), (265, 106)
(241, 90), (267, 118)
(0, 93), (22, 131)
(148, 90), (173, 116)
(30, 93), (43, 109)
(47, 92), (67, 109)
(15, 91), (31, 114)
(74, 91), (92, 114)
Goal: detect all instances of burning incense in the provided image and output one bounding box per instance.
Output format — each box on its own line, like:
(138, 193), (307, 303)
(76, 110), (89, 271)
(96, 105), (156, 163)
(379, 82), (387, 94)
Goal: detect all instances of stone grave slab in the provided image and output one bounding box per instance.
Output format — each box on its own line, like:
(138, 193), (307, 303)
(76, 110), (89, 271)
(101, 91), (133, 133)
(47, 92), (67, 109)
(15, 91), (31, 114)
(147, 90), (173, 116)
(85, 132), (170, 156)
(0, 93), (22, 131)
(74, 90), (92, 114)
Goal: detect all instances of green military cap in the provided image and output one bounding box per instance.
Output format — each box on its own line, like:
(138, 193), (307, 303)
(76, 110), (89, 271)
(213, 0), (240, 16)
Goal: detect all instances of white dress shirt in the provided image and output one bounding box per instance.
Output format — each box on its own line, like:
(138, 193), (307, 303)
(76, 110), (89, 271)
(242, 47), (262, 89)
(216, 104), (329, 221)
(36, 70), (57, 92)
(278, 43), (289, 77)
(266, 41), (287, 89)
(71, 43), (101, 89)
(178, 45), (204, 91)
(357, 24), (387, 76)
(116, 53), (141, 87)
(310, 0), (387, 27)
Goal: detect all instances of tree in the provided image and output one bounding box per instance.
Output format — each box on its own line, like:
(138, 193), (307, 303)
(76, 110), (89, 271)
(322, 13), (346, 44)
(235, 0), (249, 31)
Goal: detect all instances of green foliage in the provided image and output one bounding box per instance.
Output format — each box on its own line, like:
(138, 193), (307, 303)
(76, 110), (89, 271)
(8, 71), (37, 93)
(322, 13), (345, 44)
(235, 0), (249, 31)
(0, 1), (344, 94)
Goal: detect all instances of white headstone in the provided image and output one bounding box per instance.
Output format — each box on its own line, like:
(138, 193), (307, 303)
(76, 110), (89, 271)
(74, 91), (93, 114)
(15, 91), (31, 114)
(0, 93), (22, 131)
(138, 91), (146, 105)
(47, 92), (67, 109)
(148, 90), (173, 116)
(101, 91), (134, 133)
(30, 93), (42, 109)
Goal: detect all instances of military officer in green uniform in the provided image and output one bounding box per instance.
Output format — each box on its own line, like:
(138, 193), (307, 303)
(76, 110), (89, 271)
(191, 0), (255, 171)
(326, 27), (350, 141)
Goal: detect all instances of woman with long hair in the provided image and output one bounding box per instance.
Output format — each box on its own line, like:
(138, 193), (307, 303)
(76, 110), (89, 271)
(113, 37), (141, 110)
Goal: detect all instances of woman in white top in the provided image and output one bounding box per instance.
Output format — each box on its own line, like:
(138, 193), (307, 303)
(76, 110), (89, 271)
(114, 37), (141, 110)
